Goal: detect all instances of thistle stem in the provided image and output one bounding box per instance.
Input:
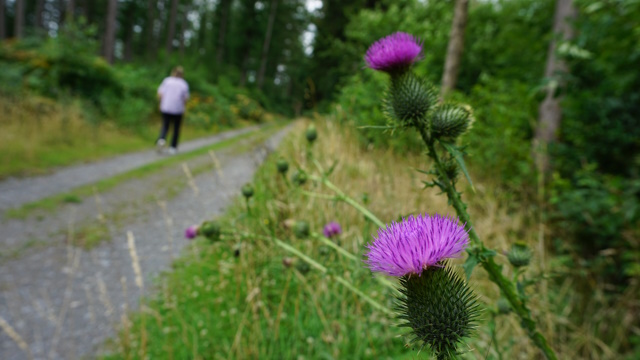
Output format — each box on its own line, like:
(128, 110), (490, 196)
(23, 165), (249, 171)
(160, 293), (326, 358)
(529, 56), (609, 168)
(312, 176), (385, 228)
(232, 231), (394, 316)
(312, 233), (399, 294)
(417, 127), (557, 360)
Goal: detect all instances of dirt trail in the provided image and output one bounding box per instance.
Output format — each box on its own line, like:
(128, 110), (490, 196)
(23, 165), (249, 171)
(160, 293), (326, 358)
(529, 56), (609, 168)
(0, 125), (292, 360)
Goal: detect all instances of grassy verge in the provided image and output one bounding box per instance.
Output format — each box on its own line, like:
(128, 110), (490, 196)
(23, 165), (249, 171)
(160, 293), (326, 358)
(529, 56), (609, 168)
(103, 119), (638, 359)
(6, 123), (284, 220)
(0, 93), (256, 179)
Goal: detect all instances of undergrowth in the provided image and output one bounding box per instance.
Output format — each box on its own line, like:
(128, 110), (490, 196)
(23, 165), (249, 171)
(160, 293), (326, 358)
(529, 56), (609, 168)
(104, 119), (639, 359)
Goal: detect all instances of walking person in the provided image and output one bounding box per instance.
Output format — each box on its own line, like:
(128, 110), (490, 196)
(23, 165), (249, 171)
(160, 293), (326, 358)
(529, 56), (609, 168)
(156, 66), (189, 155)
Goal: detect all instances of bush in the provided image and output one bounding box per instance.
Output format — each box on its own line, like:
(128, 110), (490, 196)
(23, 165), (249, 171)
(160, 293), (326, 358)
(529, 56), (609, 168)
(550, 165), (640, 285)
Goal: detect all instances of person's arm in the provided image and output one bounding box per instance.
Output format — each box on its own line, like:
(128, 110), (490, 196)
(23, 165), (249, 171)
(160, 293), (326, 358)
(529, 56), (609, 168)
(157, 79), (166, 100)
(183, 82), (190, 103)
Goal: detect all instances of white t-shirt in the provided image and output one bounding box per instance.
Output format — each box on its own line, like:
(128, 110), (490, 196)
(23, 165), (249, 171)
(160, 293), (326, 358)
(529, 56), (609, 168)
(158, 76), (189, 115)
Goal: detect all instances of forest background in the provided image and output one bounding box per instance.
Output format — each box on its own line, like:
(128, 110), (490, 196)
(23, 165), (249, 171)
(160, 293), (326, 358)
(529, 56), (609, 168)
(1, 0), (639, 357)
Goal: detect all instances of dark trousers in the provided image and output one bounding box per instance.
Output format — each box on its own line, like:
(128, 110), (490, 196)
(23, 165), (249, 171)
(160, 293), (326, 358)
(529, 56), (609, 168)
(158, 113), (183, 148)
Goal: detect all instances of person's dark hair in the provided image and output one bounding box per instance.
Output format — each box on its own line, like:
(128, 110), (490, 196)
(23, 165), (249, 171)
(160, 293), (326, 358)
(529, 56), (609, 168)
(171, 66), (184, 78)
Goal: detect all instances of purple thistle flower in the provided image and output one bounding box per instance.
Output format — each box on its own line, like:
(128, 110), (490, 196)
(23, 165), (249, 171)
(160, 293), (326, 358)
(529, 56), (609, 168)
(365, 32), (423, 73)
(185, 225), (199, 240)
(323, 221), (342, 238)
(365, 214), (469, 277)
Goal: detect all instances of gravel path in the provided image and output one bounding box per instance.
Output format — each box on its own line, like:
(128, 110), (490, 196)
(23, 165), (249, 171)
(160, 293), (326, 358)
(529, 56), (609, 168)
(0, 125), (260, 212)
(0, 125), (292, 360)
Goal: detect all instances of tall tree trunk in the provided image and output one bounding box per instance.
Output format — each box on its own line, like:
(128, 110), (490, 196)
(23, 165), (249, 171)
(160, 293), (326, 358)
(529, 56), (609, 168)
(216, 0), (232, 65)
(239, 0), (257, 87)
(14, 0), (25, 38)
(35, 0), (44, 29)
(104, 0), (118, 64)
(179, 4), (189, 60)
(58, 0), (67, 27)
(534, 0), (577, 173)
(0, 0), (6, 39)
(441, 0), (469, 96)
(145, 0), (156, 57)
(166, 0), (178, 54)
(256, 0), (278, 90)
(66, 0), (74, 22)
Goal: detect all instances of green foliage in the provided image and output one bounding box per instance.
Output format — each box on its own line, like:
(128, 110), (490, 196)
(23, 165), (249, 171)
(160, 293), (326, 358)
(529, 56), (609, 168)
(461, 76), (536, 190)
(547, 0), (640, 286)
(550, 165), (640, 283)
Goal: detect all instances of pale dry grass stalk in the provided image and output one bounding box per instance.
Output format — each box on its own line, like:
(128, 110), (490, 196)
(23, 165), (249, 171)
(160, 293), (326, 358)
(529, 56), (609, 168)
(181, 162), (200, 196)
(49, 247), (81, 359)
(157, 200), (175, 256)
(83, 285), (96, 324)
(0, 315), (34, 360)
(273, 270), (293, 341)
(126, 231), (144, 291)
(208, 150), (224, 178)
(93, 186), (106, 224)
(97, 275), (115, 317)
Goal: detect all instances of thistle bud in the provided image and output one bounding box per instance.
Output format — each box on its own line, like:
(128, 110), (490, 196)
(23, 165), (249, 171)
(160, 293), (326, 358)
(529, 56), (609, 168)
(430, 104), (472, 140)
(282, 257), (294, 268)
(306, 125), (318, 143)
(398, 265), (480, 358)
(291, 170), (307, 186)
(293, 220), (310, 239)
(276, 158), (289, 174)
(200, 221), (221, 242)
(507, 242), (532, 268)
(296, 260), (311, 275)
(385, 72), (437, 128)
(241, 184), (254, 199)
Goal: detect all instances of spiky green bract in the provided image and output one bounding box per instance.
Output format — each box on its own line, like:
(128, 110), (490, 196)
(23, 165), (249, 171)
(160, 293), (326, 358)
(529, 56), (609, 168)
(294, 220), (310, 239)
(306, 125), (318, 143)
(507, 242), (532, 268)
(200, 221), (221, 242)
(241, 184), (254, 199)
(430, 104), (473, 140)
(385, 72), (437, 128)
(291, 170), (308, 186)
(397, 265), (480, 359)
(276, 158), (289, 174)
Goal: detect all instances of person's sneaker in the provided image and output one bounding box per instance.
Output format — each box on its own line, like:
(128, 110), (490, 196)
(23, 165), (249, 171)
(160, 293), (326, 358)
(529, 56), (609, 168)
(156, 139), (166, 154)
(167, 147), (177, 155)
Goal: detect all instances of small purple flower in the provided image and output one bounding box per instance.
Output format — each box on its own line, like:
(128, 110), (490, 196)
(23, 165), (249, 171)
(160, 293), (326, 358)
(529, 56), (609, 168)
(365, 32), (423, 73)
(323, 221), (342, 238)
(365, 214), (468, 277)
(185, 225), (199, 240)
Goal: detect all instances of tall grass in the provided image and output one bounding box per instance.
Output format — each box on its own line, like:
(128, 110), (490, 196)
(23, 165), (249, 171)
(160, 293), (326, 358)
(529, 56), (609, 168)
(105, 118), (639, 359)
(0, 93), (244, 179)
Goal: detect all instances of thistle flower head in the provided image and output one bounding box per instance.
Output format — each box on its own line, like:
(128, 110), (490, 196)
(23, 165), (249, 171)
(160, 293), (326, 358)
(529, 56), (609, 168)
(185, 225), (199, 240)
(323, 221), (342, 238)
(365, 32), (423, 73)
(365, 214), (469, 277)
